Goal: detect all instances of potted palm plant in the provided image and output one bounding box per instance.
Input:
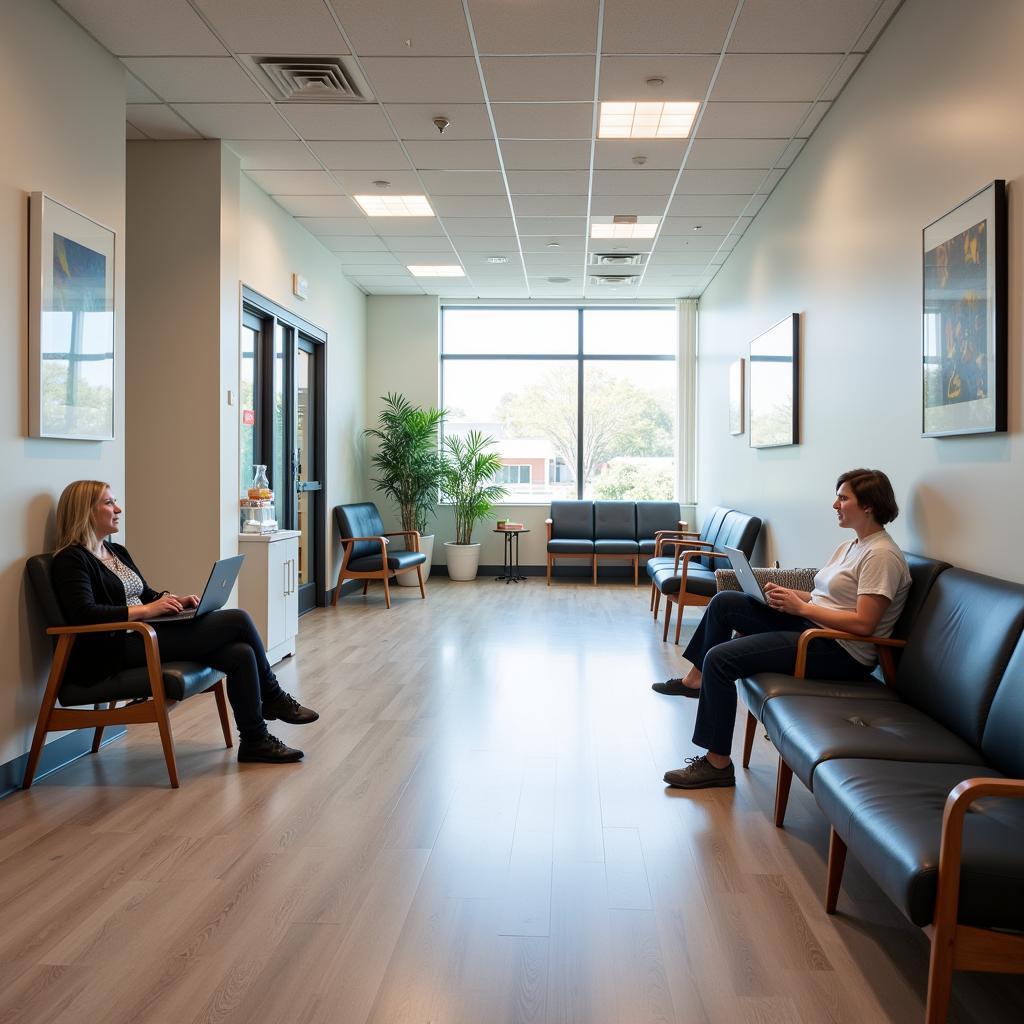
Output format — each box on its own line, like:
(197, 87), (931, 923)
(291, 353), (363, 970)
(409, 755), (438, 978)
(439, 430), (508, 581)
(364, 393), (446, 585)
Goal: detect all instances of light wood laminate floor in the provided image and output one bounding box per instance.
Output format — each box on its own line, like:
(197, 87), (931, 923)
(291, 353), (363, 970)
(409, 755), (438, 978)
(1, 579), (1021, 1024)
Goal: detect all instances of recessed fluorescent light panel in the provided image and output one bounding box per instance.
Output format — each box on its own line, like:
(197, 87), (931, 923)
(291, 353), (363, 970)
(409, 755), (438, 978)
(353, 194), (434, 216)
(590, 217), (660, 239)
(408, 265), (465, 277)
(598, 102), (699, 139)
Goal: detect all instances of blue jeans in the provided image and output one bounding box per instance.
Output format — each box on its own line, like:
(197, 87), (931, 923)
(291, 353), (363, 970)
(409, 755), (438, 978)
(682, 591), (870, 757)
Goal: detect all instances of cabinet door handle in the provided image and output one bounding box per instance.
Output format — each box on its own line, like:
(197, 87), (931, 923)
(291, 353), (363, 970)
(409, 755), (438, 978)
(283, 560), (289, 597)
(289, 557), (295, 595)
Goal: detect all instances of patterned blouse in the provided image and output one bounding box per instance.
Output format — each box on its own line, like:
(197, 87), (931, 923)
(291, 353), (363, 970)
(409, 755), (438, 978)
(100, 550), (145, 606)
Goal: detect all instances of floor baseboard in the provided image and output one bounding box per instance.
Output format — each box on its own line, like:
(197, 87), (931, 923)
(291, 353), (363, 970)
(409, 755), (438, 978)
(0, 727), (126, 799)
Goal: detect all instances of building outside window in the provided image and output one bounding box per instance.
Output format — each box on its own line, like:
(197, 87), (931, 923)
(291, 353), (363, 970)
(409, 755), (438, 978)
(441, 307), (677, 503)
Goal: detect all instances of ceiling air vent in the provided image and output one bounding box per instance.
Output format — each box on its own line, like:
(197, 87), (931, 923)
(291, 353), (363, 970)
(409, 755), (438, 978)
(249, 56), (371, 102)
(589, 274), (640, 286)
(590, 253), (643, 266)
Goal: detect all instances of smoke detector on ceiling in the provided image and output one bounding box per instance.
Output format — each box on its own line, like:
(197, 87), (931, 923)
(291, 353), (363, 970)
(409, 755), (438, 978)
(247, 56), (371, 102)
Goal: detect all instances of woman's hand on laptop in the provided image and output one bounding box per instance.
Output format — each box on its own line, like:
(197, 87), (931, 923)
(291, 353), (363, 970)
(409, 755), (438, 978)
(171, 594), (200, 609)
(763, 583), (806, 615)
(128, 593), (184, 619)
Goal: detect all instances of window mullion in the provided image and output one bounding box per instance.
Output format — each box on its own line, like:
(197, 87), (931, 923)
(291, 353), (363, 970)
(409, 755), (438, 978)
(576, 307), (584, 500)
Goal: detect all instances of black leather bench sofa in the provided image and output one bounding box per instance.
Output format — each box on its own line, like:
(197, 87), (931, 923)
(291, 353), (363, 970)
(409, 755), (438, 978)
(737, 558), (1024, 1022)
(646, 506), (762, 644)
(545, 500), (685, 585)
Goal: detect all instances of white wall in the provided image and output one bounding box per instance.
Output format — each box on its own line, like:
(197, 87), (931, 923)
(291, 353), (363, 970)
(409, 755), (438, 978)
(237, 175), (367, 586)
(0, 0), (126, 765)
(697, 0), (1024, 580)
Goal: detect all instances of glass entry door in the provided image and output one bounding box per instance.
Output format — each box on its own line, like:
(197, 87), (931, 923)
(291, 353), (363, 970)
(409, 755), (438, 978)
(240, 289), (326, 612)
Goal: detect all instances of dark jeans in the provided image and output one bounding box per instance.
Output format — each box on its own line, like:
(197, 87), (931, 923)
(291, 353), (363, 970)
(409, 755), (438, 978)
(121, 608), (282, 742)
(682, 590), (871, 757)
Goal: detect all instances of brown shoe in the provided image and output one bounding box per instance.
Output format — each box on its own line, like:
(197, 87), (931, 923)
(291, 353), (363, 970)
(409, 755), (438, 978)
(652, 678), (701, 697)
(664, 755), (735, 789)
(262, 691), (319, 725)
(238, 732), (304, 763)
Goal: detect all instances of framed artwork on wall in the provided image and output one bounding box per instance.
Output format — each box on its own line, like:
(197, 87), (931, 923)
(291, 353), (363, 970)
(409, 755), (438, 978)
(28, 192), (115, 440)
(922, 180), (1007, 437)
(749, 314), (799, 448)
(728, 358), (744, 435)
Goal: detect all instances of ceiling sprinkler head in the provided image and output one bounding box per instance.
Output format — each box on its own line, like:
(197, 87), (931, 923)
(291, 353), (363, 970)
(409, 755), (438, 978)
(547, 241), (560, 248)
(547, 276), (570, 283)
(632, 155), (647, 166)
(372, 180), (391, 190)
(645, 77), (665, 88)
(433, 116), (450, 134)
(692, 224), (703, 231)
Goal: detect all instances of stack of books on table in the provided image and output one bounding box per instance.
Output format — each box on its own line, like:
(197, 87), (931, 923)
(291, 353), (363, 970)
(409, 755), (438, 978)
(496, 521), (524, 531)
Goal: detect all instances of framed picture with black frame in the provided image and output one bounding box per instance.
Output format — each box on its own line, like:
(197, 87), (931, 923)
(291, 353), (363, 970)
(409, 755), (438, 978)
(922, 179), (1007, 437)
(749, 314), (799, 448)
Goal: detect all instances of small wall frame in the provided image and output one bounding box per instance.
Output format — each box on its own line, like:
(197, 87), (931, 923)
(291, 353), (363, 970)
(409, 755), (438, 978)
(749, 314), (799, 449)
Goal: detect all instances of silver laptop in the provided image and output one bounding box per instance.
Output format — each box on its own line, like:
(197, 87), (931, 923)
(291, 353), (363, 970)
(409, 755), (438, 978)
(721, 545), (767, 604)
(143, 555), (245, 622)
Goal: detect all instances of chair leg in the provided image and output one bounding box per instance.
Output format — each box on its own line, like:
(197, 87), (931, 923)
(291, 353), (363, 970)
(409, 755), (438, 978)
(547, 554), (552, 586)
(332, 578), (342, 606)
(416, 565), (426, 599)
(592, 556), (598, 586)
(662, 600), (672, 642)
(774, 758), (794, 828)
(925, 917), (957, 1024)
(213, 680), (233, 748)
(150, 692), (179, 789)
(633, 557), (638, 587)
(362, 580), (368, 595)
(23, 636), (72, 789)
(382, 573), (392, 609)
(674, 599), (685, 645)
(649, 581), (656, 610)
(825, 828), (847, 914)
(742, 709), (757, 769)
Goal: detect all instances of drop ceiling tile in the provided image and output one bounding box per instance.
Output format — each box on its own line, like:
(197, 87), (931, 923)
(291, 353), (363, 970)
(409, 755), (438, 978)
(332, 169), (423, 193)
(439, 218), (517, 235)
(390, 251), (460, 264)
(730, 0), (879, 53)
(520, 238), (586, 253)
(432, 196), (513, 217)
(126, 104), (201, 139)
(122, 58), (263, 103)
(333, 252), (402, 266)
(523, 252), (590, 266)
(361, 285), (425, 293)
(506, 171), (590, 195)
(308, 141), (411, 170)
(492, 104), (594, 140)
(517, 217), (588, 236)
(776, 138), (807, 168)
(758, 168), (786, 193)
(353, 276), (420, 287)
(273, 196), (363, 218)
(450, 236), (522, 252)
(419, 171), (505, 195)
(650, 236), (731, 255)
(280, 104), (395, 141)
(645, 250), (719, 265)
(854, 0), (902, 51)
(677, 169), (772, 194)
(126, 122), (148, 140)
(361, 58), (484, 104)
(661, 216), (748, 235)
(297, 217), (376, 234)
(421, 284), (477, 295)
(512, 196), (588, 216)
(334, 0), (472, 55)
(668, 194), (765, 216)
(686, 138), (788, 169)
(482, 57), (596, 102)
(697, 101), (812, 138)
(598, 55), (717, 102)
(469, 0), (600, 54)
(500, 141), (591, 171)
(126, 73), (160, 104)
(475, 286), (530, 298)
(821, 54), (864, 101)
(372, 220), (448, 237)
(593, 140), (685, 170)
(404, 140), (499, 170)
(711, 54), (845, 102)
(386, 103), (493, 140)
(589, 195), (668, 216)
(245, 169), (342, 195)
(385, 237), (459, 252)
(191, 0), (349, 54)
(592, 170), (679, 195)
(601, 0), (733, 53)
(226, 140), (321, 169)
(171, 103), (296, 139)
(320, 236), (388, 252)
(58, 0), (227, 56)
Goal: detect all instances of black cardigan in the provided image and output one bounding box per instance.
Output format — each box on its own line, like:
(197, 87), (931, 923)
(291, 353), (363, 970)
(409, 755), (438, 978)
(50, 542), (161, 685)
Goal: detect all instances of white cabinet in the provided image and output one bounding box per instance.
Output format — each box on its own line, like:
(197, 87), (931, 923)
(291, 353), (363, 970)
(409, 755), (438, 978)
(238, 530), (300, 665)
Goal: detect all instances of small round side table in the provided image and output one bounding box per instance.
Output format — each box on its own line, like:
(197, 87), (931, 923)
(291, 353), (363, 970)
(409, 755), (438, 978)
(494, 529), (529, 583)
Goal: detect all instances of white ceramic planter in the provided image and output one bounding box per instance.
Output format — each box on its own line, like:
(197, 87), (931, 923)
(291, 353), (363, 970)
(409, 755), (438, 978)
(444, 541), (481, 582)
(396, 534), (434, 587)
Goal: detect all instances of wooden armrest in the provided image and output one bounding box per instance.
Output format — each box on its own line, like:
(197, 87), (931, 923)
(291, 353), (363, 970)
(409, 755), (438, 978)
(935, 777), (1024, 938)
(47, 620), (157, 639)
(677, 548), (730, 575)
(341, 535), (390, 545)
(47, 621), (166, 699)
(383, 530), (420, 550)
(794, 628), (906, 679)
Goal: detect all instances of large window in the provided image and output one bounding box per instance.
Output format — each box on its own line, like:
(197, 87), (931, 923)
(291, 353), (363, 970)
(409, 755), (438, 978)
(441, 307), (677, 503)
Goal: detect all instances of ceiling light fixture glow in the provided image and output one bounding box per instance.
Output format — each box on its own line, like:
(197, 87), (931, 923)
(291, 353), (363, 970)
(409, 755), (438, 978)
(407, 265), (465, 277)
(590, 222), (659, 239)
(598, 101), (699, 139)
(353, 194), (434, 217)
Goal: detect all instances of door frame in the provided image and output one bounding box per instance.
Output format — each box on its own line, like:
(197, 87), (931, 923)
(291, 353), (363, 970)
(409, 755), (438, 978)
(241, 286), (328, 611)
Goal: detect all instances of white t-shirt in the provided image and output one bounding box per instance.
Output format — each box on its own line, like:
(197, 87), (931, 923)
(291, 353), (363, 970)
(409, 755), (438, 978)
(809, 531), (911, 665)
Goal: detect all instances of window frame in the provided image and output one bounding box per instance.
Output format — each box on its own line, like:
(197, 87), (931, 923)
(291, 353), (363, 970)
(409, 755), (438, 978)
(440, 305), (677, 503)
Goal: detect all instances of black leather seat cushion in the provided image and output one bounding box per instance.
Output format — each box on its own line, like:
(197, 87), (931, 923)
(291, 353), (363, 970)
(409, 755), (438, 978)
(348, 550), (426, 572)
(595, 539), (638, 554)
(638, 539), (660, 555)
(636, 501), (682, 550)
(763, 694), (986, 789)
(814, 759), (1024, 930)
(645, 555), (676, 579)
(547, 538), (594, 554)
(737, 672), (899, 724)
(980, 637), (1024, 777)
(594, 501), (636, 542)
(649, 564), (717, 597)
(59, 662), (224, 706)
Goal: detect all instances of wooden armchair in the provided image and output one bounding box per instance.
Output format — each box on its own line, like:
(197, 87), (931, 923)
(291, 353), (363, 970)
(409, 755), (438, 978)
(24, 554), (231, 790)
(331, 503), (426, 608)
